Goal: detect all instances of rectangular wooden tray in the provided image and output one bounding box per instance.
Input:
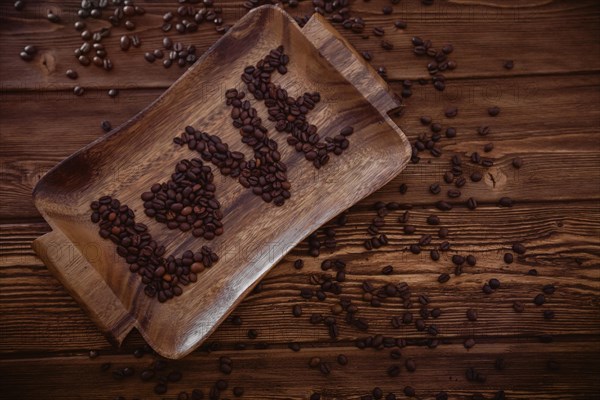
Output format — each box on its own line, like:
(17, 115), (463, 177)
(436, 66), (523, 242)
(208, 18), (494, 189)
(32, 5), (410, 359)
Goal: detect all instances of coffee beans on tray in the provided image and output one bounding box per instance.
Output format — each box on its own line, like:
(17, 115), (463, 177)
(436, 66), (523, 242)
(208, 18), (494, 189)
(90, 196), (218, 302)
(142, 158), (224, 240)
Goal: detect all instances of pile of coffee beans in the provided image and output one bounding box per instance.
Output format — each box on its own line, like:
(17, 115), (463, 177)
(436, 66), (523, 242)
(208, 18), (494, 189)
(142, 158), (224, 239)
(410, 37), (456, 91)
(224, 87), (292, 205)
(147, 39), (199, 69)
(160, 1), (229, 35)
(175, 124), (291, 206)
(240, 46), (354, 169)
(90, 195), (218, 302)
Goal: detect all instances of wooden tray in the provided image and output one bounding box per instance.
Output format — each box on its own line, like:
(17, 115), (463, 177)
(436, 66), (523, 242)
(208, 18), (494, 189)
(32, 5), (410, 359)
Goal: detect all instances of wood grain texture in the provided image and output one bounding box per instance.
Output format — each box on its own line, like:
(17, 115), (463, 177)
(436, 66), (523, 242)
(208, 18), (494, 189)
(1, 341), (600, 399)
(0, 0), (598, 89)
(1, 0), (599, 398)
(30, 6), (411, 359)
(2, 200), (598, 354)
(2, 73), (599, 220)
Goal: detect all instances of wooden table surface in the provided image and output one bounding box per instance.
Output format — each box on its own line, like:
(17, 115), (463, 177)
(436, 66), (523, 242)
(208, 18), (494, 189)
(1, 1), (599, 399)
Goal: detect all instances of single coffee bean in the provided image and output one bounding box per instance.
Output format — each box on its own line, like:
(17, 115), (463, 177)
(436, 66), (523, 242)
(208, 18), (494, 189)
(467, 308), (478, 321)
(534, 294), (545, 306)
(382, 265), (394, 275)
(446, 127), (456, 138)
(482, 283), (494, 294)
(394, 20), (407, 29)
(470, 172), (482, 182)
(47, 10), (60, 23)
(438, 273), (450, 283)
(14, 0), (25, 10)
(438, 227), (448, 238)
(119, 35), (130, 51)
(445, 106), (458, 118)
(430, 250), (440, 261)
(512, 243), (526, 254)
(512, 157), (523, 168)
(436, 201), (452, 211)
(464, 338), (476, 349)
(65, 69), (78, 79)
(292, 304), (302, 317)
(484, 143), (494, 152)
(489, 278), (501, 289)
(467, 197), (477, 210)
(504, 60), (514, 69)
(477, 126), (491, 136)
(404, 225), (416, 234)
(543, 284), (556, 295)
(544, 310), (555, 319)
(108, 88), (119, 98)
(100, 120), (112, 132)
(73, 86), (84, 96)
(382, 5), (393, 14)
(466, 255), (476, 266)
(404, 386), (416, 397)
(488, 106), (501, 116)
(499, 197), (513, 207)
(504, 253), (513, 264)
(430, 183), (441, 194)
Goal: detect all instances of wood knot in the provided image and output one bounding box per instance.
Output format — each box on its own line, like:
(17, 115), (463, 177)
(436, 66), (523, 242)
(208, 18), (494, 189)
(41, 52), (56, 74)
(483, 167), (507, 190)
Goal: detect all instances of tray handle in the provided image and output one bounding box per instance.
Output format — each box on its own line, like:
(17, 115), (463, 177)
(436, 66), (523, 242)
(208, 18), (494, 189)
(33, 230), (136, 346)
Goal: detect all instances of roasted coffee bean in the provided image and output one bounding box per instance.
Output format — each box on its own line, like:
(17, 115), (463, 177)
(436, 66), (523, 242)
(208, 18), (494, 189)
(499, 197), (513, 207)
(47, 10), (60, 23)
(427, 215), (440, 225)
(14, 0), (25, 10)
(429, 183), (441, 194)
(381, 40), (394, 50)
(73, 86), (84, 96)
(404, 225), (416, 234)
(382, 265), (394, 275)
(404, 386), (416, 397)
(484, 143), (494, 152)
(504, 253), (514, 264)
(467, 197), (478, 210)
(233, 387), (244, 397)
(544, 310), (555, 319)
(430, 250), (440, 261)
(436, 201), (452, 211)
(382, 5), (393, 14)
(292, 304), (302, 317)
(66, 69), (78, 79)
(438, 273), (450, 283)
(108, 88), (118, 98)
(464, 338), (476, 349)
(543, 284), (556, 295)
(488, 106), (501, 116)
(534, 294), (546, 306)
(247, 329), (258, 339)
(445, 106), (458, 118)
(470, 172), (482, 182)
(512, 157), (523, 168)
(482, 283), (494, 294)
(467, 308), (478, 321)
(504, 60), (514, 69)
(101, 120), (112, 132)
(399, 183), (408, 194)
(512, 243), (526, 254)
(445, 127), (457, 138)
(438, 227), (449, 238)
(489, 278), (501, 290)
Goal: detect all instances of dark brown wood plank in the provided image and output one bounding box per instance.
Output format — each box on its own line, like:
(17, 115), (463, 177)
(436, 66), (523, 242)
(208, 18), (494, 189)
(1, 74), (599, 220)
(1, 199), (598, 353)
(1, 340), (599, 399)
(0, 0), (598, 90)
